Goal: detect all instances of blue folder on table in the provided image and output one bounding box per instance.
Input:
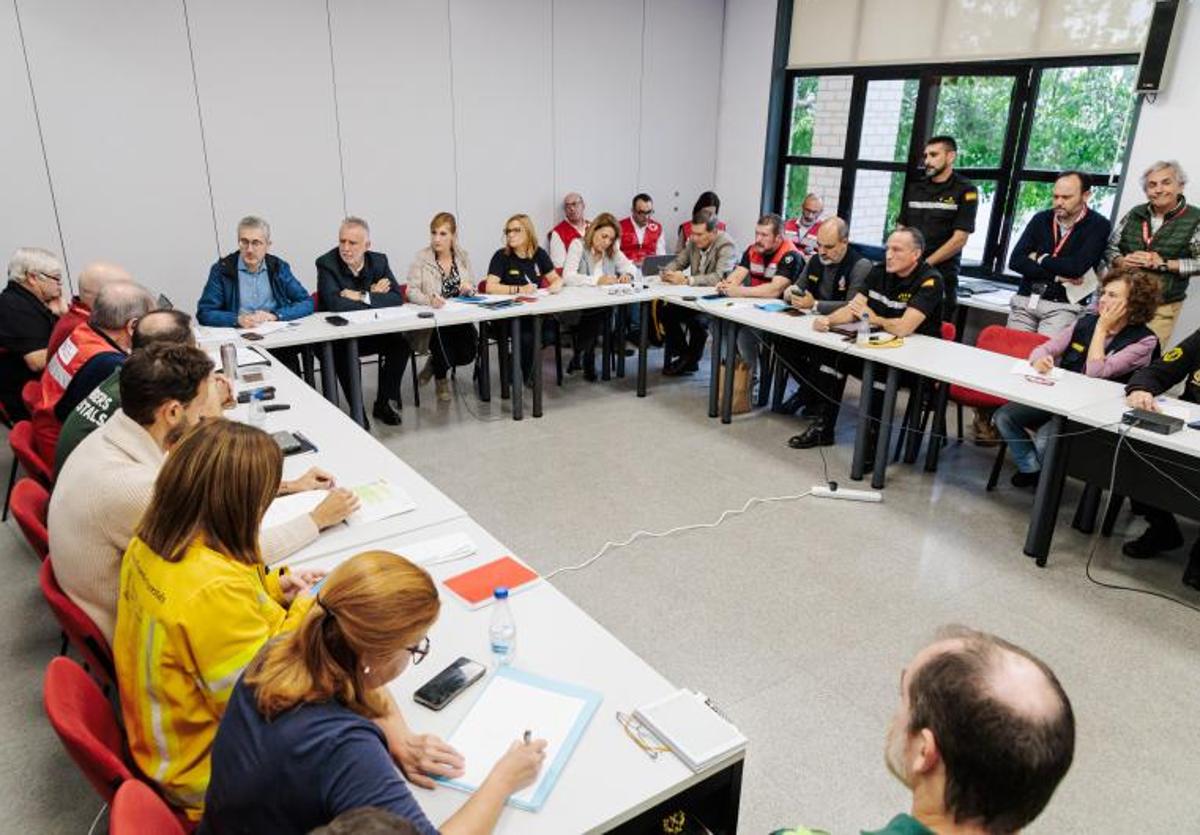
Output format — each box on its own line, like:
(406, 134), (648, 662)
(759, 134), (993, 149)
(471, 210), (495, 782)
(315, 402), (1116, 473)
(755, 301), (789, 312)
(434, 665), (602, 812)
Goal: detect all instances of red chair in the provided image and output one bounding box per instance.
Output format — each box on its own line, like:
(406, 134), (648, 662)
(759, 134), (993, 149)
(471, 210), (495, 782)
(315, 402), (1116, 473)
(111, 779), (187, 835)
(22, 378), (40, 415)
(4, 420), (53, 521)
(11, 477), (49, 559)
(40, 557), (116, 689)
(927, 325), (1050, 482)
(42, 656), (132, 802)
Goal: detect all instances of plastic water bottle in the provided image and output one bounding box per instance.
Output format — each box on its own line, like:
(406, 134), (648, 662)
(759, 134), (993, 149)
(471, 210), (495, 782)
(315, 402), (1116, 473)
(248, 389), (268, 429)
(488, 586), (516, 665)
(856, 309), (871, 345)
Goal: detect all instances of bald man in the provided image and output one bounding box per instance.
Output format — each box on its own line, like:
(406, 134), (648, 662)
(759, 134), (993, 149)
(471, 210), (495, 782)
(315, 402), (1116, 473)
(47, 261), (132, 357)
(880, 626), (1074, 834)
(783, 193), (826, 260)
(548, 192), (590, 271)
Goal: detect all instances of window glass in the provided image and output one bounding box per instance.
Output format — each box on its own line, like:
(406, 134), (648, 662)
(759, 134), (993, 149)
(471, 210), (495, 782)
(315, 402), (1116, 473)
(849, 170), (905, 246)
(1025, 65), (1137, 176)
(789, 75), (854, 157)
(860, 79), (919, 163)
(931, 75), (1015, 168)
(784, 165), (842, 219)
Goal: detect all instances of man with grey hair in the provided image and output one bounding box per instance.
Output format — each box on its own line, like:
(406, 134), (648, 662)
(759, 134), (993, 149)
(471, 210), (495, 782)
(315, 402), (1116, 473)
(548, 192), (589, 270)
(47, 261), (132, 357)
(31, 280), (156, 460)
(198, 215), (313, 371)
(0, 247), (68, 420)
(315, 217), (410, 426)
(1106, 160), (1200, 344)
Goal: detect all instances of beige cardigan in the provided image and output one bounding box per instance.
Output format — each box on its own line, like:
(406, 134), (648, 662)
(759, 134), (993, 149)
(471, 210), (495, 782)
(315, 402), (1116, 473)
(405, 244), (476, 305)
(47, 410), (318, 642)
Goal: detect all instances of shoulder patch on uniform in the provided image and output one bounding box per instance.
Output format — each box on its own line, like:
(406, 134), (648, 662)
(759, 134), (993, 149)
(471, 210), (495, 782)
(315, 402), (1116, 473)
(963, 190), (978, 202)
(920, 278), (936, 288)
(782, 254), (795, 265)
(1164, 347), (1184, 362)
(1070, 342), (1086, 353)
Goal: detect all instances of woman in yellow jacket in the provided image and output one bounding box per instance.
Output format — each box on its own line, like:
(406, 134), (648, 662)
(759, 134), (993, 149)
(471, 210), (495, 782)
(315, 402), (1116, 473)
(113, 418), (324, 821)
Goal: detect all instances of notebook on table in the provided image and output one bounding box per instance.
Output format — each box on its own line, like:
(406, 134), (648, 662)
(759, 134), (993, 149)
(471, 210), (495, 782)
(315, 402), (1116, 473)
(442, 556), (539, 609)
(633, 689), (746, 772)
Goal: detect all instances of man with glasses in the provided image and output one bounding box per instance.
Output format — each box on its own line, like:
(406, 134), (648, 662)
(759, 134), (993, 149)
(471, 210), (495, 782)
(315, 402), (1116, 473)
(197, 215), (314, 373)
(619, 193), (666, 266)
(0, 247), (69, 420)
(783, 193), (826, 261)
(548, 192), (590, 271)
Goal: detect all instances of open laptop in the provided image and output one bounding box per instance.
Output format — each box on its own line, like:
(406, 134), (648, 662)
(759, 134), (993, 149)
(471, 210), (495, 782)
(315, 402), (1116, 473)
(640, 254), (675, 277)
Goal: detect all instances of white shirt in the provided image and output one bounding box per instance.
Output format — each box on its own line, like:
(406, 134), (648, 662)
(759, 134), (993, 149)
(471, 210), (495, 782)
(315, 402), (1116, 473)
(561, 238), (636, 287)
(631, 221), (667, 256)
(549, 221), (588, 269)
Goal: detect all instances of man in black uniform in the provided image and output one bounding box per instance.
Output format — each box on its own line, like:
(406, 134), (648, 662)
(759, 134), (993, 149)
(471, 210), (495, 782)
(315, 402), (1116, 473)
(773, 218), (872, 441)
(1123, 329), (1200, 589)
(897, 135), (978, 317)
(799, 228), (942, 457)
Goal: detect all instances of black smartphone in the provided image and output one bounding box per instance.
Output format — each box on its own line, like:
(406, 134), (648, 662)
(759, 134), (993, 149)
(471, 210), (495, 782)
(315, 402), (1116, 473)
(413, 656), (486, 711)
(326, 315), (350, 326)
(262, 403), (291, 412)
(418, 311), (435, 319)
(241, 332), (265, 341)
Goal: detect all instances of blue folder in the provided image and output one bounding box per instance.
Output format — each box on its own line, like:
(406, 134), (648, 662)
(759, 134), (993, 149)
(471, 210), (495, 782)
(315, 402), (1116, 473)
(755, 301), (789, 312)
(434, 665), (602, 812)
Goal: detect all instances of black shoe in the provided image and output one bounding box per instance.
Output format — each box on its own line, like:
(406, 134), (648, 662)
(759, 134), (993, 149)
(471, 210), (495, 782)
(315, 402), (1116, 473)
(775, 388), (806, 415)
(583, 353), (597, 382)
(1122, 521), (1184, 559)
(663, 358), (693, 377)
(1011, 470), (1041, 489)
(1183, 541), (1200, 590)
(567, 355), (582, 374)
(788, 419), (835, 449)
(371, 399), (402, 426)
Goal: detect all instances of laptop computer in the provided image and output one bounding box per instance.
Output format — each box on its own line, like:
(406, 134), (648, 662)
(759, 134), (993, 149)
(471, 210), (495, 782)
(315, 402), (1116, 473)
(640, 254), (675, 277)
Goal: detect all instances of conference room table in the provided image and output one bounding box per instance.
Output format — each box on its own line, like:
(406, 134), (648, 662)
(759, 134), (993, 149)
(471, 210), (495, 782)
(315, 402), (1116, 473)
(220, 346), (745, 833)
(199, 284), (658, 427)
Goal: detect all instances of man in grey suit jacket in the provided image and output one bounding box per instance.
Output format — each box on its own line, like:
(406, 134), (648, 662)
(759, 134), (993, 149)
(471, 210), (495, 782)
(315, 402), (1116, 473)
(659, 214), (737, 375)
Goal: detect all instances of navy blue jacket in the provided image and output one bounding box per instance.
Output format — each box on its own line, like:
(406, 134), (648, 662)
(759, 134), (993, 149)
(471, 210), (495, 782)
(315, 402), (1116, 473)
(314, 249), (404, 313)
(1007, 209), (1111, 303)
(197, 253), (314, 327)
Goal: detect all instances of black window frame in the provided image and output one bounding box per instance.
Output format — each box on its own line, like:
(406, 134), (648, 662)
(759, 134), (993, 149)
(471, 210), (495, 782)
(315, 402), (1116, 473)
(768, 55), (1142, 280)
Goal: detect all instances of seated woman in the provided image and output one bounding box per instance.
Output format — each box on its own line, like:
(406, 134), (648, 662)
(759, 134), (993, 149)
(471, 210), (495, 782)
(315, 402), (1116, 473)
(202, 551), (547, 835)
(114, 419), (324, 822)
(994, 266), (1162, 488)
(483, 214), (562, 383)
(407, 212), (479, 402)
(561, 212), (635, 381)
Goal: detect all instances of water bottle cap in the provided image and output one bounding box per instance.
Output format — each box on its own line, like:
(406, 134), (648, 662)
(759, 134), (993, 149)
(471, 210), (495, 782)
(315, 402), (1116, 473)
(252, 390), (266, 401)
(493, 586), (509, 599)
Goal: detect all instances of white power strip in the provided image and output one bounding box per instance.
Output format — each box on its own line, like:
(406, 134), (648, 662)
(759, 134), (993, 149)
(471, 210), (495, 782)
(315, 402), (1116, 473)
(812, 484), (883, 503)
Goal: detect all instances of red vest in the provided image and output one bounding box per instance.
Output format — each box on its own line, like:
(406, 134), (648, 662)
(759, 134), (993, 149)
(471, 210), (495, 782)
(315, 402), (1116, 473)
(33, 324), (120, 462)
(784, 217), (822, 258)
(746, 239), (799, 286)
(619, 217), (663, 265)
(550, 220), (586, 274)
(680, 219), (727, 244)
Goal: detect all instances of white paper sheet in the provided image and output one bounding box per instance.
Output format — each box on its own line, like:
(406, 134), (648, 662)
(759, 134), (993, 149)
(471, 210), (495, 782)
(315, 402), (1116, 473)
(1010, 359), (1064, 381)
(261, 478), (415, 530)
(1062, 268), (1099, 305)
(339, 307), (421, 324)
(203, 344), (269, 368)
(446, 673), (589, 806)
(395, 532), (477, 566)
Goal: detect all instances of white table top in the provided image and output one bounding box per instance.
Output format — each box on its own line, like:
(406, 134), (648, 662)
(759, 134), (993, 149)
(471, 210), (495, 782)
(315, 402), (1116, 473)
(1066, 390), (1200, 457)
(290, 516), (737, 835)
(226, 358), (467, 564)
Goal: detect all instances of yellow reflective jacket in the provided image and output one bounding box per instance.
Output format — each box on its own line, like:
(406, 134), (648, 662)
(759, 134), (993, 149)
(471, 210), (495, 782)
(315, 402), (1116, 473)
(113, 536), (311, 820)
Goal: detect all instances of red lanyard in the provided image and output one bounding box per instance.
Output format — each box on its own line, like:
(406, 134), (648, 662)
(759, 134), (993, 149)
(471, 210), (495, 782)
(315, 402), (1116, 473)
(1141, 199), (1187, 248)
(1051, 207), (1086, 257)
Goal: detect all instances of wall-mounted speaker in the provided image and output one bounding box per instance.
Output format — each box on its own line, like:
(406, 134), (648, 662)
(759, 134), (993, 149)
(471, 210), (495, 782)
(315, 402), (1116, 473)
(1136, 0), (1180, 94)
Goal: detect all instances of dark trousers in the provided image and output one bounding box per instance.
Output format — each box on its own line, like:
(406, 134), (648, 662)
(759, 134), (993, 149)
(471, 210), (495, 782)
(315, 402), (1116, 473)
(573, 311), (607, 359)
(517, 318), (559, 381)
(775, 340), (847, 419)
(430, 323), (477, 379)
(334, 333), (412, 406)
(662, 306), (708, 364)
(267, 346), (304, 376)
(936, 261), (960, 320)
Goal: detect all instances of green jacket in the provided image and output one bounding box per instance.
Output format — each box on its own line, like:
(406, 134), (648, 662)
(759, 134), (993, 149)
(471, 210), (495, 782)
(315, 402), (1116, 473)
(1115, 200), (1200, 303)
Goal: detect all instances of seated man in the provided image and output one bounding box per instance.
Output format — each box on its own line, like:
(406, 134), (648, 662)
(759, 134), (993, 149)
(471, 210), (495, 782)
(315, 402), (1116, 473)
(659, 213), (738, 375)
(618, 193), (666, 267)
(812, 228), (942, 461)
(0, 247), (68, 421)
(197, 214), (313, 372)
(774, 218), (872, 443)
(31, 281), (155, 462)
(55, 309), (195, 472)
(1007, 171), (1111, 335)
(783, 192), (825, 261)
(714, 213), (802, 413)
(1123, 326), (1200, 588)
(47, 261), (132, 357)
(48, 343), (357, 642)
(315, 216), (412, 426)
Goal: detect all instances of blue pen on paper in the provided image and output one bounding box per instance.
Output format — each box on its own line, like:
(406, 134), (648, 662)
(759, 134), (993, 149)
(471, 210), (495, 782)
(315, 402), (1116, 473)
(309, 574), (329, 595)
(523, 729), (532, 744)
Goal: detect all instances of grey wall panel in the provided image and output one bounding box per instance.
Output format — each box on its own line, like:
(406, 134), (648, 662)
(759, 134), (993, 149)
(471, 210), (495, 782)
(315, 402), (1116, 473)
(15, 0), (214, 306)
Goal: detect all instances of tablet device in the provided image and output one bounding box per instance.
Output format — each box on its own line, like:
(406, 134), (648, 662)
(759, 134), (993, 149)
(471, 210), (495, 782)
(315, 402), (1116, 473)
(640, 254), (674, 277)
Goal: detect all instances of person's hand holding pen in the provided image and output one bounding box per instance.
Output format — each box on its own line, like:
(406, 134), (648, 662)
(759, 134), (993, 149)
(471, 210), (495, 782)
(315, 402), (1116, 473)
(483, 730), (547, 796)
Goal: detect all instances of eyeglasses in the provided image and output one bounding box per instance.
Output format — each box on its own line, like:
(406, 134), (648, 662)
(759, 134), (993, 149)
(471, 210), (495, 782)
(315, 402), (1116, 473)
(238, 238), (268, 249)
(37, 271), (62, 283)
(504, 227), (523, 235)
(616, 711), (670, 759)
(406, 635), (431, 665)
(634, 208), (654, 216)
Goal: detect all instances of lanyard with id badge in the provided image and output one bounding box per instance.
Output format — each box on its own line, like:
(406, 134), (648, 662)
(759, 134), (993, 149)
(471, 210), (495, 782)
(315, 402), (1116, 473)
(1029, 210), (1086, 311)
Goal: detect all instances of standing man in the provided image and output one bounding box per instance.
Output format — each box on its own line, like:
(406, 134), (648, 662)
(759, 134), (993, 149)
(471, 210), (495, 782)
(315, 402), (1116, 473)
(31, 280), (156, 461)
(315, 217), (411, 427)
(197, 215), (313, 375)
(783, 193), (825, 261)
(897, 135), (979, 316)
(1105, 160), (1200, 345)
(0, 247), (67, 421)
(548, 192), (589, 271)
(1008, 171), (1111, 334)
(618, 193), (666, 267)
(659, 214), (738, 376)
(47, 261), (132, 358)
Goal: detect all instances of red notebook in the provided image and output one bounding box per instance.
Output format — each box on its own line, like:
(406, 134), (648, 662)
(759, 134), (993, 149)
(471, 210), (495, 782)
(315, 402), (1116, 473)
(442, 556), (539, 609)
